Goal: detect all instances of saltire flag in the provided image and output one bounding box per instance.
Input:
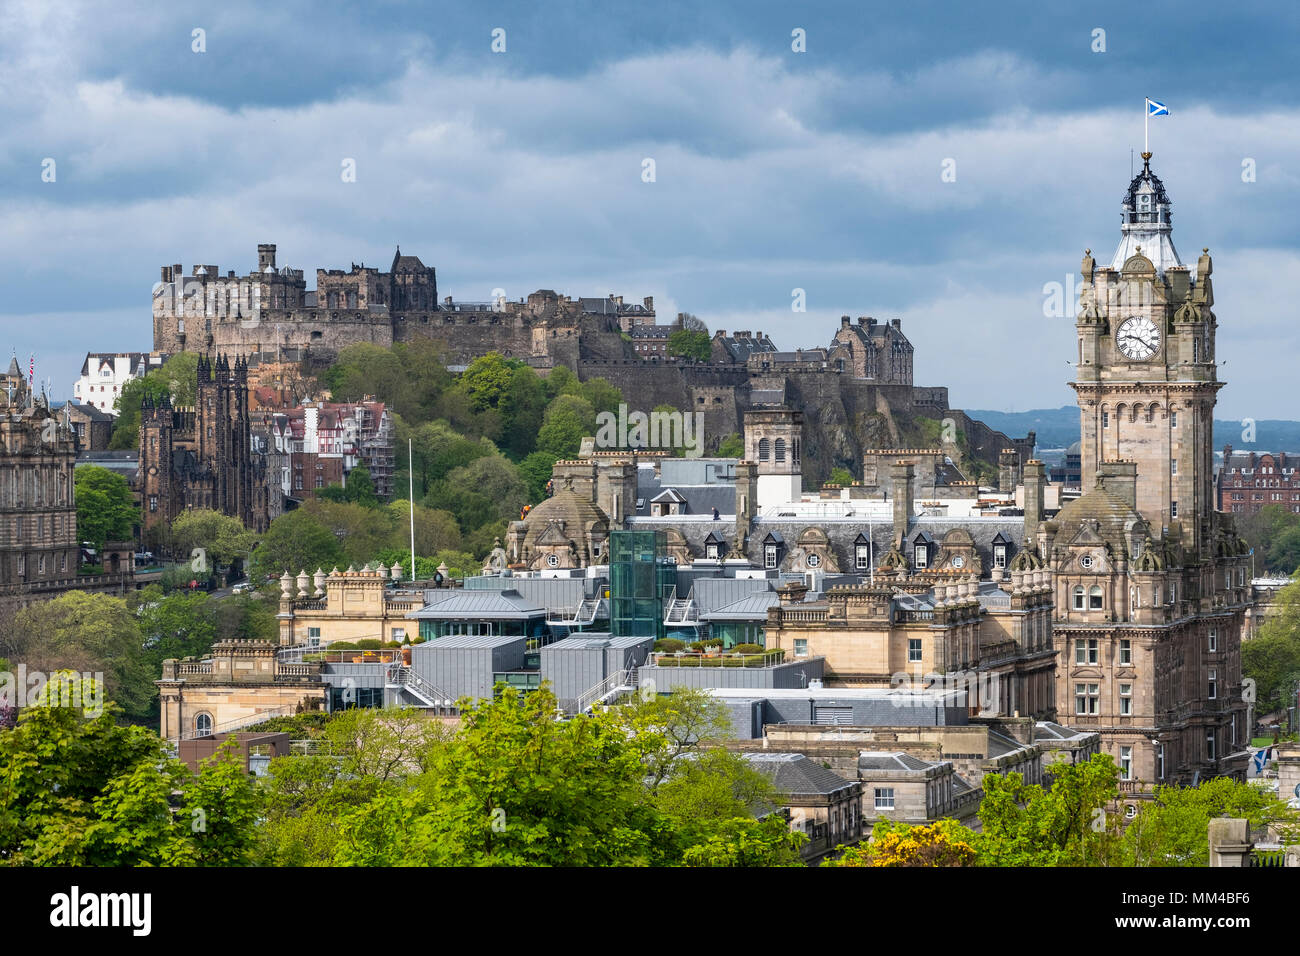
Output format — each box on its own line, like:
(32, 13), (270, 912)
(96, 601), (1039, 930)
(1147, 98), (1169, 116)
(28, 354), (34, 386)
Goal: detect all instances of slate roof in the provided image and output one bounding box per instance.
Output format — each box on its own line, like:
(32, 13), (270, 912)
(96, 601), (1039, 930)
(857, 752), (937, 772)
(742, 752), (859, 796)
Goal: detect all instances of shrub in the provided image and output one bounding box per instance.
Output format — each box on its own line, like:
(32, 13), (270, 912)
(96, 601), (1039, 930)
(732, 643), (764, 654)
(353, 639), (383, 650)
(655, 639), (686, 653)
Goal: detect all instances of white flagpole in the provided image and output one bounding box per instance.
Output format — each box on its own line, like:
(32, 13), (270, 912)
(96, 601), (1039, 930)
(1144, 98), (1149, 156)
(409, 438), (416, 582)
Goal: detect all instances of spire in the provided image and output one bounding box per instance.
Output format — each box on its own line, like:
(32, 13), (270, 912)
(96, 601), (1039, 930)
(1112, 153), (1181, 274)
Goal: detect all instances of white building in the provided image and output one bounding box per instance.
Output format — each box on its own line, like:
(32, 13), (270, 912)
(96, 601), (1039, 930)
(73, 352), (166, 415)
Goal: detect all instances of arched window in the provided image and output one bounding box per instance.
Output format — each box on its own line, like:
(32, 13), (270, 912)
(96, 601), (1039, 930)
(758, 438), (770, 461)
(1089, 586), (1104, 610)
(1073, 586), (1085, 610)
(775, 438), (786, 462)
(194, 713), (213, 737)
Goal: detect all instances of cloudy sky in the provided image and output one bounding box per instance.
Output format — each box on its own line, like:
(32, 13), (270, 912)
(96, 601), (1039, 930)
(2, 0), (1297, 419)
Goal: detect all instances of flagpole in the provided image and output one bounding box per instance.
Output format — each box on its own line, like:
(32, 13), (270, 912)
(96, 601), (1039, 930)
(1144, 98), (1149, 156)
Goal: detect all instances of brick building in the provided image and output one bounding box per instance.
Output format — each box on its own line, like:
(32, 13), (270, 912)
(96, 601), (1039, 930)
(1217, 446), (1300, 515)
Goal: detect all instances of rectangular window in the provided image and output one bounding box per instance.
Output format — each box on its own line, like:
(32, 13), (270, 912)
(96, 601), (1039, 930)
(914, 545), (928, 568)
(1120, 746), (1132, 780)
(308, 627), (321, 639)
(1206, 732), (1216, 761)
(1157, 743), (1164, 780)
(148, 495), (158, 512)
(1102, 411), (1110, 428)
(1171, 411), (1178, 428)
(1208, 668), (1217, 700)
(1171, 460), (1177, 475)
(1075, 683), (1099, 715)
(1120, 683), (1132, 715)
(1170, 501), (1178, 518)
(994, 545), (1007, 569)
(856, 546), (869, 570)
(1208, 628), (1217, 652)
(874, 788), (895, 811)
(392, 628), (405, 642)
(793, 639), (808, 658)
(764, 545), (777, 569)
(908, 638), (922, 663)
(1089, 589), (1103, 610)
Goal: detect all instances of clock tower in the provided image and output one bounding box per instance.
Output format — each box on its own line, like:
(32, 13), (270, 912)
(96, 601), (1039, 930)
(1047, 152), (1251, 790)
(1073, 152), (1219, 558)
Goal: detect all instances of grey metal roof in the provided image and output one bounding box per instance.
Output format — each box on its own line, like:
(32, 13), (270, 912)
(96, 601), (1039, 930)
(688, 577), (775, 615)
(701, 591), (780, 622)
(414, 632), (529, 649)
(408, 588), (545, 620)
(742, 752), (858, 796)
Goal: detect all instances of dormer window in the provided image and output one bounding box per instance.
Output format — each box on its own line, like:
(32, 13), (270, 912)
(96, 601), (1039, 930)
(993, 544), (1007, 568)
(764, 544), (778, 569)
(913, 545), (928, 568)
(705, 542), (719, 560)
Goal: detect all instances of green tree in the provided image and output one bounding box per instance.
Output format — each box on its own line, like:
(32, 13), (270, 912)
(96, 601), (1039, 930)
(828, 467), (854, 486)
(499, 366), (548, 459)
(667, 328), (712, 362)
(1120, 776), (1300, 866)
(679, 814), (805, 867)
(716, 432), (744, 458)
(74, 465), (136, 550)
(15, 592), (154, 721)
(250, 509), (346, 581)
(169, 509), (257, 569)
(459, 352), (522, 412)
(1245, 576), (1300, 713)
(519, 451), (559, 502)
(977, 754), (1121, 866)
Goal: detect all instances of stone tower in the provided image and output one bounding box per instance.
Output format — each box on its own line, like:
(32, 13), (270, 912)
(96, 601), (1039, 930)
(743, 407), (802, 511)
(1050, 152), (1250, 789)
(1074, 153), (1218, 556)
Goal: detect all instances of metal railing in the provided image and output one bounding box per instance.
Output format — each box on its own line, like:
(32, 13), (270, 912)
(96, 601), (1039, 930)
(385, 661), (458, 711)
(646, 650), (787, 669)
(174, 703), (301, 744)
(563, 668), (638, 715)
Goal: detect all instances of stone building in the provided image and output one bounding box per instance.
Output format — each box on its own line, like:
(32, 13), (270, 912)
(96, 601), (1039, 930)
(139, 353), (272, 534)
(157, 639), (325, 742)
(276, 564), (426, 647)
(73, 352), (166, 415)
(1051, 153), (1251, 789)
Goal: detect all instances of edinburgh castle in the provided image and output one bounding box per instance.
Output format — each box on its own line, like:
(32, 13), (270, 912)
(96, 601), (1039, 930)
(153, 243), (1032, 483)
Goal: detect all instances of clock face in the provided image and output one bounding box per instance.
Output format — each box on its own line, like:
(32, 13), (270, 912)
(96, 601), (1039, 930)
(1116, 316), (1161, 360)
(951, 555), (965, 568)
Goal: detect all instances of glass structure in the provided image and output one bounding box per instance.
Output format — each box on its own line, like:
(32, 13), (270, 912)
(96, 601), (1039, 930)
(609, 530), (674, 640)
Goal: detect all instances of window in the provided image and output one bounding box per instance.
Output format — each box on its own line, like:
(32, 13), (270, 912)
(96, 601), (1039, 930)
(994, 544), (1007, 568)
(1170, 501), (1178, 518)
(1075, 683), (1099, 715)
(1102, 411), (1110, 428)
(1171, 459), (1177, 475)
(1080, 554), (1093, 570)
(1206, 732), (1216, 761)
(793, 639), (808, 658)
(908, 638), (922, 663)
(149, 495), (158, 512)
(1075, 639), (1098, 664)
(546, 554), (560, 568)
(1120, 746), (1132, 780)
(1120, 639), (1131, 665)
(1125, 804), (1137, 819)
(1157, 743), (1165, 780)
(391, 628), (406, 642)
(774, 438), (785, 463)
(195, 713), (213, 737)
(1171, 411), (1178, 428)
(1208, 668), (1217, 700)
(705, 543), (719, 560)
(914, 545), (928, 568)
(1120, 683), (1132, 715)
(1089, 585), (1103, 610)
(758, 438), (770, 461)
(1238, 567), (1245, 586)
(856, 545), (870, 570)
(764, 545), (778, 569)
(806, 553), (821, 568)
(1073, 586), (1085, 610)
(307, 627), (321, 639)
(874, 788), (895, 811)
(1208, 628), (1217, 652)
